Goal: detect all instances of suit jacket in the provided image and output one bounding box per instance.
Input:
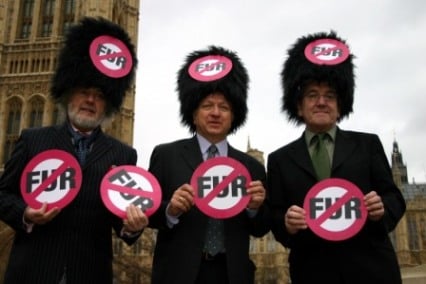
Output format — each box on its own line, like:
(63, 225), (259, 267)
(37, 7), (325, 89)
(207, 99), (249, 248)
(267, 128), (406, 284)
(0, 123), (139, 284)
(148, 136), (270, 284)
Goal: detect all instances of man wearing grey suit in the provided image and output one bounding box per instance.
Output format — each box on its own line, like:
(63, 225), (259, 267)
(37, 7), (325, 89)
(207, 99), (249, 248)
(0, 17), (148, 284)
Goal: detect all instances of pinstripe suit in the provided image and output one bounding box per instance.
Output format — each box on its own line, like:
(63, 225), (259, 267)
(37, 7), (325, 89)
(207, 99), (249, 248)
(0, 123), (138, 284)
(267, 128), (406, 284)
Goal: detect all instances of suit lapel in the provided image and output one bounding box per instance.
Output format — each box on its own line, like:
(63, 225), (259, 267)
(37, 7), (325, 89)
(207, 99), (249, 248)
(287, 129), (357, 177)
(52, 124), (113, 170)
(227, 145), (248, 162)
(53, 124), (77, 152)
(181, 136), (203, 171)
(227, 145), (238, 159)
(332, 128), (356, 171)
(83, 131), (112, 169)
(288, 133), (317, 178)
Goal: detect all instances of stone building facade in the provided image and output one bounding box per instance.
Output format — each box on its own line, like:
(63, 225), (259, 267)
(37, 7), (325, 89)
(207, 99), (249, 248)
(390, 141), (426, 283)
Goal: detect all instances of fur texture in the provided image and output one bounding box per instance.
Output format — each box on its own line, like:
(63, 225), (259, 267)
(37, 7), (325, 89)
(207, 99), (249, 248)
(281, 31), (355, 124)
(50, 17), (137, 113)
(177, 45), (249, 133)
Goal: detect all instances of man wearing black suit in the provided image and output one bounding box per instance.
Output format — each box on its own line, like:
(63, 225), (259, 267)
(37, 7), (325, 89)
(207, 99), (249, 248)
(148, 46), (270, 284)
(267, 31), (406, 284)
(0, 18), (148, 284)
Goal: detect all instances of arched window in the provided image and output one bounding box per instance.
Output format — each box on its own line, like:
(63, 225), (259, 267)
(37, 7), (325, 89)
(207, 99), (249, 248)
(6, 98), (22, 135)
(61, 0), (75, 35)
(3, 98), (22, 163)
(407, 214), (419, 251)
(40, 0), (55, 37)
(19, 0), (35, 39)
(29, 96), (44, 128)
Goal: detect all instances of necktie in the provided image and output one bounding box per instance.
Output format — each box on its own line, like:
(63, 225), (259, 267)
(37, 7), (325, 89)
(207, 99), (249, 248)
(75, 134), (89, 165)
(203, 144), (225, 256)
(311, 133), (331, 180)
(206, 144), (218, 159)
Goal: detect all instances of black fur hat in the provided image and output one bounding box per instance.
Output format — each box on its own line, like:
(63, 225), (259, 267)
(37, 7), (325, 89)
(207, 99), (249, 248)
(177, 45), (249, 133)
(281, 31), (355, 124)
(50, 17), (137, 114)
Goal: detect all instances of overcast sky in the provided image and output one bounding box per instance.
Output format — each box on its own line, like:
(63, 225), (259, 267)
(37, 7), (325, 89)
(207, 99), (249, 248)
(134, 0), (426, 183)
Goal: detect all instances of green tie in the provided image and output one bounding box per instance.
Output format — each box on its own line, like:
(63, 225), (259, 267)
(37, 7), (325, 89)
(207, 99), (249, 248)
(312, 133), (331, 180)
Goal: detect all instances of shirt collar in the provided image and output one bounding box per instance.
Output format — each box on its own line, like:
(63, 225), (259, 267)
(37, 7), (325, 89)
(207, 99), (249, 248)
(196, 133), (228, 158)
(67, 121), (99, 143)
(305, 126), (337, 145)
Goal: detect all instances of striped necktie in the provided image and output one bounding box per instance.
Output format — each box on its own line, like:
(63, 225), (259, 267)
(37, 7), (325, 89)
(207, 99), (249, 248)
(207, 144), (218, 159)
(203, 144), (225, 256)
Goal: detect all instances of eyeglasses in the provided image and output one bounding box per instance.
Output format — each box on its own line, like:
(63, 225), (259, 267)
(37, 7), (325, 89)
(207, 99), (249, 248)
(303, 93), (337, 103)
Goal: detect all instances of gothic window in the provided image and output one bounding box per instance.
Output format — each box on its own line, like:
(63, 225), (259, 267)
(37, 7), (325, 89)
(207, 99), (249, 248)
(267, 236), (277, 253)
(52, 106), (65, 125)
(19, 0), (35, 39)
(9, 60), (16, 73)
(3, 98), (22, 163)
(61, 0), (75, 35)
(31, 59), (40, 72)
(29, 97), (44, 128)
(249, 238), (256, 253)
(42, 58), (50, 71)
(40, 0), (55, 37)
(21, 60), (28, 73)
(6, 98), (22, 135)
(407, 215), (419, 250)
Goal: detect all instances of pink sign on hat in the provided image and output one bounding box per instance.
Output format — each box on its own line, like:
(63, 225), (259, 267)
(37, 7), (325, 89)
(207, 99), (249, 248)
(89, 35), (133, 78)
(188, 55), (233, 82)
(304, 38), (350, 65)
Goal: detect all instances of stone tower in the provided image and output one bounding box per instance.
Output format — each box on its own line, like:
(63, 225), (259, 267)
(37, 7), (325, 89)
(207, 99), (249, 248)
(390, 139), (426, 283)
(391, 139), (408, 184)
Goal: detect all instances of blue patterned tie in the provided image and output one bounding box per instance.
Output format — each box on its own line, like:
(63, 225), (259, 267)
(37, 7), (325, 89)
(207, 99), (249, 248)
(206, 144), (218, 159)
(203, 144), (225, 256)
(74, 134), (89, 165)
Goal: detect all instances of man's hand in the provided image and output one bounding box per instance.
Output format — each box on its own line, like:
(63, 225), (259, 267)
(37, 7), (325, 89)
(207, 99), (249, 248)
(285, 205), (308, 235)
(364, 191), (385, 221)
(123, 204), (149, 233)
(167, 184), (194, 217)
(24, 203), (60, 225)
(246, 180), (265, 210)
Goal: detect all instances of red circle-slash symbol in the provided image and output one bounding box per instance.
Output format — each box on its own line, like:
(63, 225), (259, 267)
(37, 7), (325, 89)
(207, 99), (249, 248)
(20, 149), (82, 210)
(191, 157), (251, 219)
